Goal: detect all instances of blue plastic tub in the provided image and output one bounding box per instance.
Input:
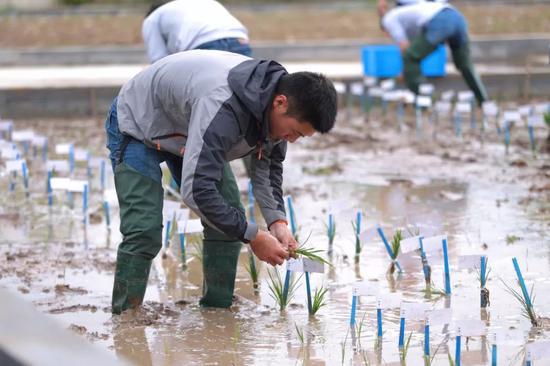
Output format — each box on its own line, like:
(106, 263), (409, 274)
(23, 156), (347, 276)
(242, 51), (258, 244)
(361, 44), (447, 78)
(421, 45), (447, 77)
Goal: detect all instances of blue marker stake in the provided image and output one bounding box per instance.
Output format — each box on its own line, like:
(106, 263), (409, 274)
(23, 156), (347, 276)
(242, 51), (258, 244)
(376, 226), (402, 273)
(103, 201), (110, 228)
(424, 321), (430, 357)
(442, 238), (451, 295)
(355, 211), (362, 255)
(350, 294), (357, 327)
(164, 220), (172, 249)
(42, 141), (48, 161)
(9, 172), (16, 193)
(398, 317), (405, 349)
(491, 344), (497, 366)
(22, 161), (29, 198)
(47, 171), (53, 207)
(512, 258), (533, 308)
(100, 160), (106, 192)
(69, 144), (75, 176)
(419, 237), (430, 283)
(454, 112), (462, 138)
(86, 154), (92, 181)
(481, 256), (487, 288)
(305, 272), (312, 314)
(83, 184), (89, 225)
(248, 180), (255, 223)
(377, 308), (383, 338)
(328, 213), (334, 254)
(455, 335), (462, 366)
(528, 125), (536, 154)
(504, 121), (510, 154)
(397, 102), (404, 131)
(287, 196), (297, 237)
(282, 269), (291, 306)
(179, 233), (186, 269)
(470, 99), (477, 130)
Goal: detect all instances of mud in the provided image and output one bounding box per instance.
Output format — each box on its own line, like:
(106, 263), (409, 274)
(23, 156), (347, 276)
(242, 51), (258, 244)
(1, 105), (549, 365)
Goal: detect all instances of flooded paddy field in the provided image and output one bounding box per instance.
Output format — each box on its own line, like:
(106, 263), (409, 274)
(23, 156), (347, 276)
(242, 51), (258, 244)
(1, 106), (549, 365)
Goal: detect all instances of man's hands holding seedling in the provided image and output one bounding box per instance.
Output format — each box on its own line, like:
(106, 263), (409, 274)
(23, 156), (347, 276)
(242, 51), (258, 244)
(250, 221), (297, 266)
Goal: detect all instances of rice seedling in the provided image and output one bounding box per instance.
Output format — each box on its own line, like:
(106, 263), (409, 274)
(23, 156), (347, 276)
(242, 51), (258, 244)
(324, 216), (336, 254)
(400, 331), (413, 362)
(295, 322), (305, 345)
(474, 257), (491, 308)
(244, 249), (259, 290)
(505, 234), (521, 245)
(421, 283), (447, 300)
(500, 278), (540, 327)
(359, 349), (371, 366)
(188, 235), (204, 263)
(351, 216), (361, 258)
(267, 268), (301, 311)
(310, 285), (328, 315)
(387, 229), (403, 275)
(340, 327), (350, 365)
(290, 245), (332, 267)
(355, 311), (368, 349)
(447, 351), (455, 366)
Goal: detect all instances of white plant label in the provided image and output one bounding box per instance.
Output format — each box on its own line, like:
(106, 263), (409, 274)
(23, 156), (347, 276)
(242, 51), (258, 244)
(353, 281), (379, 297)
(66, 179), (88, 193)
(175, 208), (190, 222)
(421, 235), (447, 253)
(103, 189), (118, 205)
(184, 219), (203, 234)
(400, 236), (421, 254)
(482, 101), (499, 117)
(0, 120), (13, 131)
(416, 96), (432, 108)
(359, 226), (380, 243)
(12, 130), (35, 142)
(377, 293), (402, 309)
(380, 79), (395, 90)
(457, 91), (474, 102)
(525, 341), (550, 361)
(55, 143), (73, 155)
(419, 84), (434, 95)
(427, 308), (452, 326)
(49, 177), (71, 190)
(455, 102), (471, 114)
(518, 105), (532, 117)
(458, 255), (482, 270)
(47, 160), (70, 173)
(436, 101), (451, 113)
(503, 110), (522, 123)
(400, 302), (431, 320)
(1, 148), (20, 160)
(333, 82), (346, 94)
(454, 319), (486, 337)
(533, 103), (549, 114)
(364, 77), (377, 87)
(74, 148), (90, 162)
(441, 90), (455, 101)
(303, 258), (325, 273)
(286, 258), (304, 272)
(403, 91), (416, 104)
(350, 82), (364, 96)
(368, 87), (384, 97)
(528, 114), (545, 128)
(31, 135), (47, 146)
(89, 157), (105, 168)
(162, 200), (181, 218)
(5, 159), (25, 172)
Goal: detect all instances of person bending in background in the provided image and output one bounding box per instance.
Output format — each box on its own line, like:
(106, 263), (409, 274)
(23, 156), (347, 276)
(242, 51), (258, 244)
(379, 1), (488, 106)
(143, 0), (251, 63)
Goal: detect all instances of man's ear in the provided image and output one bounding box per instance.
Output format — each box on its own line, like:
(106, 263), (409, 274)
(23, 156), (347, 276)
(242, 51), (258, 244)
(272, 94), (288, 111)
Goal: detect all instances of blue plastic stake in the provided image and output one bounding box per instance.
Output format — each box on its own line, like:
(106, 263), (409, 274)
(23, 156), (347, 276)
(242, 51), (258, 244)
(470, 99), (477, 130)
(454, 112), (462, 138)
(419, 237), (430, 283)
(377, 226), (402, 273)
(397, 102), (404, 131)
(491, 344), (497, 366)
(83, 184), (88, 224)
(179, 233), (186, 268)
(103, 201), (110, 228)
(328, 213), (334, 254)
(22, 162), (29, 198)
(355, 211), (362, 255)
(42, 141), (48, 161)
(248, 180), (255, 223)
(282, 269), (291, 305)
(377, 308), (383, 338)
(512, 258), (533, 308)
(455, 335), (462, 366)
(442, 238), (451, 295)
(424, 322), (430, 357)
(69, 145), (75, 176)
(8, 172), (15, 192)
(350, 294), (357, 327)
(481, 256), (487, 288)
(305, 272), (313, 314)
(504, 121), (510, 154)
(287, 196), (297, 237)
(100, 160), (106, 192)
(398, 317), (405, 349)
(164, 220), (172, 249)
(47, 171), (53, 207)
(528, 125), (536, 154)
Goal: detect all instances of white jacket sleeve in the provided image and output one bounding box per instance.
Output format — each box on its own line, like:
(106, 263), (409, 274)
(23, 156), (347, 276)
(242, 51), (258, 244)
(382, 10), (408, 43)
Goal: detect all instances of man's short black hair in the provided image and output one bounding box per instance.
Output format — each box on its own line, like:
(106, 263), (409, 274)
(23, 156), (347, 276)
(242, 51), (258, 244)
(276, 72), (337, 134)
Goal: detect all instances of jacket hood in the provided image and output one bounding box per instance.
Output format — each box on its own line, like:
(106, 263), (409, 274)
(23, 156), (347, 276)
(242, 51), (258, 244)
(227, 59), (288, 141)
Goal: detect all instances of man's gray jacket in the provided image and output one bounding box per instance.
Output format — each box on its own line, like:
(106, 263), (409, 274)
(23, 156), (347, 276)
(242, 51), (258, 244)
(116, 50), (288, 243)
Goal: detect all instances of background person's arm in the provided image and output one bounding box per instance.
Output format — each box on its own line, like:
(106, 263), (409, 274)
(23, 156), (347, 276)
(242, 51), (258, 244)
(142, 15), (169, 63)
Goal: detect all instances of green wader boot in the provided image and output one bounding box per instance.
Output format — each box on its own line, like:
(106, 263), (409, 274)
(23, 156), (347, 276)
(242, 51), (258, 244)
(451, 44), (488, 106)
(403, 34), (438, 95)
(112, 162), (164, 314)
(199, 162), (243, 308)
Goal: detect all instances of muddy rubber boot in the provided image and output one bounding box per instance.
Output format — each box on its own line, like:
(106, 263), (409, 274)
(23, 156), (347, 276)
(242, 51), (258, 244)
(112, 162), (164, 314)
(199, 162), (244, 308)
(112, 252), (152, 314)
(403, 35), (438, 94)
(451, 44), (488, 106)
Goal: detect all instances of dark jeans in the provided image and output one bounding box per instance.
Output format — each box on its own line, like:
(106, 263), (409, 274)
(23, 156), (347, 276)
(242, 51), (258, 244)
(195, 37), (252, 57)
(423, 8), (468, 50)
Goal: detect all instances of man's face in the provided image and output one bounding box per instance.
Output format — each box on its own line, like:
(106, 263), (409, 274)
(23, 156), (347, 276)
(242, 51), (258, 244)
(268, 95), (316, 143)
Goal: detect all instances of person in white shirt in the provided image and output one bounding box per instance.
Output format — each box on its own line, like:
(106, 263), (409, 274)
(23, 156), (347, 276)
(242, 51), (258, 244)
(380, 2), (488, 105)
(142, 0), (251, 63)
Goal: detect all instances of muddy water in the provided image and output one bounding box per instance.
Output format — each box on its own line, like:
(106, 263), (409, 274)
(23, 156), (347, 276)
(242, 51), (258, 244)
(1, 110), (549, 366)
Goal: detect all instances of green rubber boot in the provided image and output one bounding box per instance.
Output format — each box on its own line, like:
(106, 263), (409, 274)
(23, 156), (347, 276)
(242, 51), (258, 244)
(403, 34), (438, 94)
(112, 162), (164, 314)
(199, 162), (243, 308)
(451, 44), (488, 106)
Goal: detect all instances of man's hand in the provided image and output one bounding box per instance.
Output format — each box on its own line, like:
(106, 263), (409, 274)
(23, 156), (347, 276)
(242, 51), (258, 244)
(399, 40), (410, 54)
(250, 230), (289, 266)
(269, 221), (298, 252)
(377, 0), (388, 17)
